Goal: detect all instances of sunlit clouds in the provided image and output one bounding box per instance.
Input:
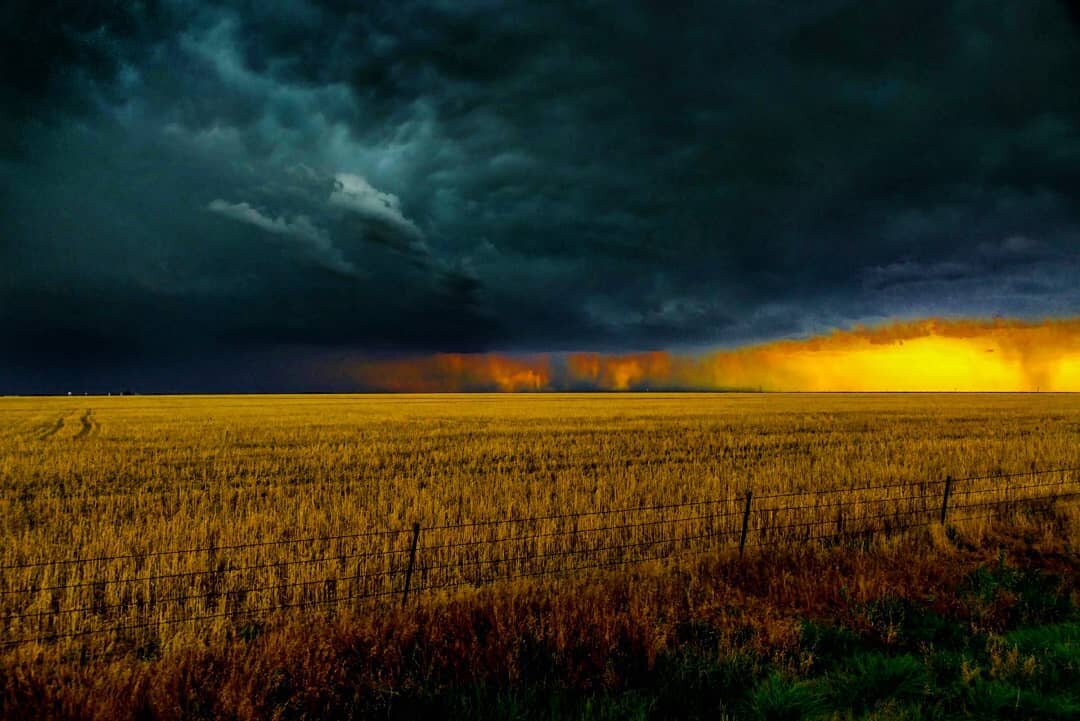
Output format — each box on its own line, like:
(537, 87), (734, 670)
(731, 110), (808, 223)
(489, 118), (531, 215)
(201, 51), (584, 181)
(350, 318), (1080, 392)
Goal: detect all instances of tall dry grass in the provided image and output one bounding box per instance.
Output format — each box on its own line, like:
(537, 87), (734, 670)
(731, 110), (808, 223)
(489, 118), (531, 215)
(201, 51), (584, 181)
(0, 393), (1077, 660)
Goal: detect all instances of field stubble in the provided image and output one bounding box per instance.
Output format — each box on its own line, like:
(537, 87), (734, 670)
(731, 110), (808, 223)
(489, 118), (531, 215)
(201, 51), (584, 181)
(0, 392), (1077, 659)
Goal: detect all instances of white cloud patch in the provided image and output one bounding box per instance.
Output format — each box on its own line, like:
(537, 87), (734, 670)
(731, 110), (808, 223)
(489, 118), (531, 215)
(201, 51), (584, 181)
(329, 173), (425, 245)
(207, 200), (355, 275)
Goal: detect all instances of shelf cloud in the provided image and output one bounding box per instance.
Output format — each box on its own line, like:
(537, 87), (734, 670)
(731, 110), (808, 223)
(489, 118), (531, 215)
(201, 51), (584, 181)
(2, 1), (1078, 391)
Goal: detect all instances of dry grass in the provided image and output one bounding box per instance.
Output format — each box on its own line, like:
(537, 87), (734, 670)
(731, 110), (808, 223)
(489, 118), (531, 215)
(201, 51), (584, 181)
(0, 393), (1077, 663)
(2, 519), (1078, 721)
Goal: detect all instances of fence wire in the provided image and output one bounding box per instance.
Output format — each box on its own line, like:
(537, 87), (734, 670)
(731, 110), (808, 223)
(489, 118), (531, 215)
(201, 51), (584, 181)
(1, 465), (1077, 650)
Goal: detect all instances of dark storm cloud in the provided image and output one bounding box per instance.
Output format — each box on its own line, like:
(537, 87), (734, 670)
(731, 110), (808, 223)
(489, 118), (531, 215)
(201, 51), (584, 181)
(1, 0), (1079, 391)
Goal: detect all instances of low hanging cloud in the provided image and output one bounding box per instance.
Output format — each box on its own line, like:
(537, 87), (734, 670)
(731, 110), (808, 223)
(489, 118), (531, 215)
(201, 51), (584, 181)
(207, 168), (437, 286)
(207, 199), (356, 275)
(329, 173), (429, 256)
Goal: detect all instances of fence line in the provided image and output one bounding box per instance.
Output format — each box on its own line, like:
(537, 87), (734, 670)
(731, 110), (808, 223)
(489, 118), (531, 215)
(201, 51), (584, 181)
(949, 478), (1076, 497)
(0, 527), (407, 571)
(5, 466), (1076, 572)
(5, 474), (1074, 595)
(754, 490), (944, 514)
(5, 565), (407, 622)
(0, 545), (413, 597)
(6, 473), (1077, 586)
(2, 466), (1077, 650)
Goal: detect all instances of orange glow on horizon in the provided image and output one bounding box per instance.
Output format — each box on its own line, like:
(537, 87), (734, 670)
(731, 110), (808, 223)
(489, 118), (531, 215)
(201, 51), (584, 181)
(352, 353), (550, 392)
(567, 352), (672, 391)
(349, 318), (1080, 392)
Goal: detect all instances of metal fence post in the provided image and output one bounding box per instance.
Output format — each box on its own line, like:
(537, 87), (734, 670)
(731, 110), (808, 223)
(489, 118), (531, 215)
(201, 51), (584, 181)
(739, 490), (753, 557)
(940, 476), (952, 524)
(401, 522), (421, 609)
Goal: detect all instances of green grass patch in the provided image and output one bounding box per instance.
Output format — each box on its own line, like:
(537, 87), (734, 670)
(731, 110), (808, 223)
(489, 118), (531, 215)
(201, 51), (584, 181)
(742, 673), (825, 721)
(373, 559), (1077, 720)
(826, 652), (927, 714)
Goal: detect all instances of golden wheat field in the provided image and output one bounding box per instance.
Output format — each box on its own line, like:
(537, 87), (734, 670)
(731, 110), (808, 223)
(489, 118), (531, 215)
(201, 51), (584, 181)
(1, 392), (1078, 659)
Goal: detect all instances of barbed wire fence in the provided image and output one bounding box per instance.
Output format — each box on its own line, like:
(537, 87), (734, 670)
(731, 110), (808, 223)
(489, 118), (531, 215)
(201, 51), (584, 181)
(1, 466), (1077, 651)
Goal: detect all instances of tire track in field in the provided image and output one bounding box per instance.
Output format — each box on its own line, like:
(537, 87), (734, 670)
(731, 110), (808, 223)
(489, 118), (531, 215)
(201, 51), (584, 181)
(37, 414), (67, 440)
(73, 409), (97, 440)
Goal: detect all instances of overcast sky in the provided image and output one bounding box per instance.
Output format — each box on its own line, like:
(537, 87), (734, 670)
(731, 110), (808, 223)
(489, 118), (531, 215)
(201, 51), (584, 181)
(3, 1), (1079, 392)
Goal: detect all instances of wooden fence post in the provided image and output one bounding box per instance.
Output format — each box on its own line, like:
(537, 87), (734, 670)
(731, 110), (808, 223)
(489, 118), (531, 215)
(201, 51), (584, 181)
(401, 522), (421, 609)
(940, 476), (952, 525)
(206, 541), (218, 607)
(739, 491), (753, 557)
